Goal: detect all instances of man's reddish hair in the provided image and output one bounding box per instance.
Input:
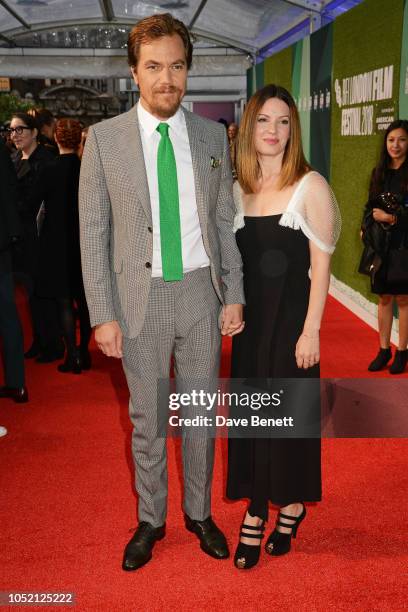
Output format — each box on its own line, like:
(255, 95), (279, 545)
(127, 13), (192, 69)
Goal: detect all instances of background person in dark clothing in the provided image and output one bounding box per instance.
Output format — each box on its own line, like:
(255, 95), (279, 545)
(227, 121), (238, 179)
(9, 112), (63, 363)
(28, 108), (58, 156)
(78, 125), (89, 160)
(33, 119), (91, 373)
(362, 119), (408, 374)
(0, 139), (28, 406)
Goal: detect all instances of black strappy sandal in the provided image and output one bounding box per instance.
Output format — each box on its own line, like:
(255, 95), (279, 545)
(265, 504), (306, 556)
(234, 518), (265, 570)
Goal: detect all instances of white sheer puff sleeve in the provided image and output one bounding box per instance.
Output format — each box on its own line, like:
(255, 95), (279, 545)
(232, 180), (245, 233)
(279, 171), (341, 254)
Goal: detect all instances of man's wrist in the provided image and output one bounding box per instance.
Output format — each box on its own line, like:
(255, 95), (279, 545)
(95, 320), (117, 329)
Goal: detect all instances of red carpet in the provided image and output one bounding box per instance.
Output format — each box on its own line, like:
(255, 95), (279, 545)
(0, 295), (407, 611)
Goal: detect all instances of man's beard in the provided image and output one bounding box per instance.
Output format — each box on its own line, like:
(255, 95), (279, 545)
(150, 87), (183, 119)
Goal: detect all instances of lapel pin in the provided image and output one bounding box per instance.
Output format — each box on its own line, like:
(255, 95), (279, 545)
(210, 156), (221, 169)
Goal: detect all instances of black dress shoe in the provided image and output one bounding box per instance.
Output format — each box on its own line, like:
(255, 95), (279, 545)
(0, 386), (29, 403)
(122, 522), (165, 571)
(185, 514), (229, 559)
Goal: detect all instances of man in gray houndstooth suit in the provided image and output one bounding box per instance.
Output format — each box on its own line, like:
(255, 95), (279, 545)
(79, 13), (244, 570)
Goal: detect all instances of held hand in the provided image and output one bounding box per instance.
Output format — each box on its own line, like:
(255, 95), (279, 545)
(372, 208), (394, 224)
(94, 320), (123, 358)
(221, 304), (245, 336)
(295, 332), (320, 369)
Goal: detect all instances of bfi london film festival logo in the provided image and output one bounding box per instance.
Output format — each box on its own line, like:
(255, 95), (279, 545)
(334, 65), (395, 136)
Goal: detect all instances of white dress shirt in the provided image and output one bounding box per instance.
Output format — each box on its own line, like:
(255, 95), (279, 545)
(137, 101), (210, 278)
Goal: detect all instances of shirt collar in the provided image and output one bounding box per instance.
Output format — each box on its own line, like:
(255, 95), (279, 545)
(137, 100), (185, 139)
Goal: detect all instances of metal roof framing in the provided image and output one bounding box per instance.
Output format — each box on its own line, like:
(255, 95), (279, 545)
(0, 0), (30, 29)
(188, 0), (208, 28)
(98, 0), (115, 22)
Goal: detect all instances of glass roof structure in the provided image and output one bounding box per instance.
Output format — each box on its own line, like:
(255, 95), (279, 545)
(0, 0), (364, 54)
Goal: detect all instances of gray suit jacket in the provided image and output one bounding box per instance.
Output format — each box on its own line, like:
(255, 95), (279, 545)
(79, 104), (244, 339)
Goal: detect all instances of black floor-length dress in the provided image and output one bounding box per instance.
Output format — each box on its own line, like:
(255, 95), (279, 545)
(227, 214), (321, 510)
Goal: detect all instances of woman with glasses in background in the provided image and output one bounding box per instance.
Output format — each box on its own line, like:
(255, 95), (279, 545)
(9, 112), (62, 363)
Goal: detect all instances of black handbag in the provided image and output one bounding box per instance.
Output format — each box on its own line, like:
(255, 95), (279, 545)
(386, 248), (408, 284)
(359, 211), (385, 277)
(358, 244), (376, 275)
(358, 244), (383, 279)
(375, 192), (400, 214)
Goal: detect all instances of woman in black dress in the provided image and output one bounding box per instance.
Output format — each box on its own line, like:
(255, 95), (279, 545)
(227, 84), (341, 569)
(9, 112), (62, 362)
(33, 119), (91, 373)
(363, 120), (408, 374)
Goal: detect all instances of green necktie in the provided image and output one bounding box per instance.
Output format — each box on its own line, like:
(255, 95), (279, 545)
(156, 122), (183, 281)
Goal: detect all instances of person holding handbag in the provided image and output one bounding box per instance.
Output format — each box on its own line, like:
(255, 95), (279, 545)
(361, 120), (408, 374)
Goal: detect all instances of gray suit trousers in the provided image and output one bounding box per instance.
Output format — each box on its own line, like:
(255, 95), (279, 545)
(122, 267), (221, 527)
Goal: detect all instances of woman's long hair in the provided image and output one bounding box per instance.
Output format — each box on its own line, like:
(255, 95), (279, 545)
(370, 119), (408, 197)
(236, 83), (311, 193)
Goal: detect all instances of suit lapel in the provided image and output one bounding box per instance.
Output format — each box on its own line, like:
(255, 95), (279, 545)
(116, 106), (211, 227)
(116, 105), (152, 224)
(184, 108), (211, 231)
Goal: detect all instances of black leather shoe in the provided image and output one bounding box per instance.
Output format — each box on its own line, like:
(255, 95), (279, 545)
(0, 386), (29, 403)
(122, 522), (165, 571)
(185, 514), (229, 559)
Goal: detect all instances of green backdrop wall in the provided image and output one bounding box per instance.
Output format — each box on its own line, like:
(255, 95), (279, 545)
(247, 0), (407, 307)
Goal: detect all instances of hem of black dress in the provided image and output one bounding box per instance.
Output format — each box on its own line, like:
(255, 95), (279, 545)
(226, 493), (322, 506)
